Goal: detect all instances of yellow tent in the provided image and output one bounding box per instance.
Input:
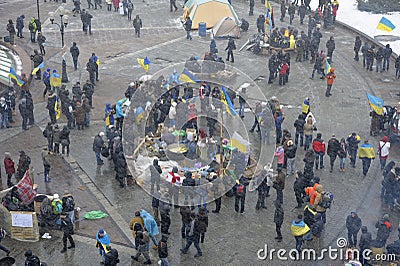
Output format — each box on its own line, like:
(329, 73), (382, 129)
(183, 0), (239, 29)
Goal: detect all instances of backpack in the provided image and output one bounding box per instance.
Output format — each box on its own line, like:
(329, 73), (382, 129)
(62, 196), (75, 212)
(318, 191), (334, 209)
(53, 201), (63, 214)
(236, 184), (244, 197)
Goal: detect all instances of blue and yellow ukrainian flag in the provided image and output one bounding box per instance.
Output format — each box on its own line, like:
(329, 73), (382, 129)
(265, 0), (273, 31)
(137, 57), (150, 73)
(31, 61), (44, 75)
(179, 68), (200, 83)
(325, 60), (332, 74)
(221, 86), (237, 116)
(366, 93), (384, 115)
(376, 17), (396, 32)
(55, 95), (61, 120)
(9, 67), (24, 86)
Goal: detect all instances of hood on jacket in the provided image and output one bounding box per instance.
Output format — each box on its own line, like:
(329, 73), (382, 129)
(361, 226), (368, 233)
(316, 184), (324, 193)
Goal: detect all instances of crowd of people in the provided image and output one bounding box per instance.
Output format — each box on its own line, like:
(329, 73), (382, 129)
(1, 0), (400, 265)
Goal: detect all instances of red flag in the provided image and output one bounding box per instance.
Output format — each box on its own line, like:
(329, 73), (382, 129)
(16, 171), (36, 205)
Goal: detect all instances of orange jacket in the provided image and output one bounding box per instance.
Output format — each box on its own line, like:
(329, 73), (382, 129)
(326, 73), (336, 85)
(305, 183), (319, 205)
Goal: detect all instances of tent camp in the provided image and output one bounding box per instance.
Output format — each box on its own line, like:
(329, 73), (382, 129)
(183, 0), (239, 29)
(212, 17), (240, 38)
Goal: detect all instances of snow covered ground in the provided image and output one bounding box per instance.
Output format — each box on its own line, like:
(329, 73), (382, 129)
(311, 0), (400, 55)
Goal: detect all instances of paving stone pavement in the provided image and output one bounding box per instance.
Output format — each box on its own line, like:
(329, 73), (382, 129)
(0, 0), (400, 265)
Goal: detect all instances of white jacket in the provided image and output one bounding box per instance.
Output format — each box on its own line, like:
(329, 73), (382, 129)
(379, 141), (390, 157)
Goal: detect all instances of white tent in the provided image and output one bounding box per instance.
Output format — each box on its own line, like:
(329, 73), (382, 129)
(212, 17), (240, 38)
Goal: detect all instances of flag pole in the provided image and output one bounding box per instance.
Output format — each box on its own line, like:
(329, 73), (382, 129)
(219, 106), (224, 169)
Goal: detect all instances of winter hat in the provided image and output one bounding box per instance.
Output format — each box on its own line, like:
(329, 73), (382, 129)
(53, 194), (59, 200)
(99, 132), (105, 137)
(382, 136), (388, 142)
(98, 229), (105, 234)
(135, 211), (140, 217)
(47, 68), (51, 72)
(351, 212), (356, 216)
(383, 214), (389, 221)
(317, 133), (322, 138)
(24, 250), (33, 257)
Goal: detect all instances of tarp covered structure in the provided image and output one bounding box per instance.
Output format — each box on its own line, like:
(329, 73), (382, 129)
(212, 17), (240, 38)
(183, 0), (239, 29)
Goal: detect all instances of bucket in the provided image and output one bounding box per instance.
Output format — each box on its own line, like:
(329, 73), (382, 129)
(198, 22), (206, 37)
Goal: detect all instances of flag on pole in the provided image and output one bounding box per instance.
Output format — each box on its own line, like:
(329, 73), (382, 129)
(266, 9), (273, 31)
(366, 93), (384, 115)
(9, 67), (24, 86)
(220, 86), (237, 116)
(55, 95), (61, 120)
(31, 61), (44, 75)
(16, 170), (36, 205)
(179, 68), (200, 83)
(325, 60), (332, 74)
(376, 17), (396, 32)
(137, 57), (150, 73)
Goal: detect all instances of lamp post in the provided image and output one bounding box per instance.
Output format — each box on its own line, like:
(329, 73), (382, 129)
(36, 0), (40, 22)
(49, 8), (69, 83)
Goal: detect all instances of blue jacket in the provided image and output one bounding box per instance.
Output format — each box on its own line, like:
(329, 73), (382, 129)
(115, 99), (125, 118)
(275, 115), (284, 130)
(104, 103), (115, 125)
(141, 209), (159, 236)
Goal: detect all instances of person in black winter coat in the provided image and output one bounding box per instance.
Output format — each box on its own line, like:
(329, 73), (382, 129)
(60, 215), (75, 253)
(294, 114), (305, 146)
(293, 172), (304, 208)
(311, 213), (324, 238)
(256, 15), (265, 33)
(16, 15), (25, 38)
(150, 159), (162, 194)
(104, 246), (120, 266)
(383, 44), (392, 71)
(93, 131), (105, 165)
(225, 38), (236, 63)
(47, 91), (57, 124)
(60, 126), (71, 156)
(280, 0), (286, 21)
(197, 207), (208, 243)
(182, 171), (196, 210)
(256, 170), (270, 210)
(234, 176), (249, 213)
(183, 17), (192, 40)
(274, 201), (284, 241)
(158, 235), (169, 265)
(18, 97), (28, 130)
(375, 214), (392, 246)
(303, 149), (315, 181)
(354, 36), (362, 61)
(180, 203), (191, 238)
(326, 36), (335, 62)
(359, 226), (372, 265)
(115, 150), (127, 188)
(346, 212), (362, 247)
(30, 49), (43, 80)
(327, 134), (341, 172)
(159, 194), (171, 235)
(86, 59), (97, 85)
(25, 92), (34, 125)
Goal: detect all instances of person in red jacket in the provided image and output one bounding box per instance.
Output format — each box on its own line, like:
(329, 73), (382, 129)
(4, 152), (15, 187)
(312, 133), (326, 169)
(278, 60), (289, 86)
(325, 68), (336, 97)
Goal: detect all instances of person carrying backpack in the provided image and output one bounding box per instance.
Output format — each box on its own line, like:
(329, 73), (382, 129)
(180, 212), (202, 257)
(24, 250), (41, 266)
(313, 184), (331, 224)
(105, 245), (120, 265)
(234, 177), (249, 214)
(60, 214), (75, 253)
(6, 19), (16, 45)
(62, 192), (76, 224)
(51, 194), (63, 225)
(127, 0), (134, 20)
(28, 17), (37, 43)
